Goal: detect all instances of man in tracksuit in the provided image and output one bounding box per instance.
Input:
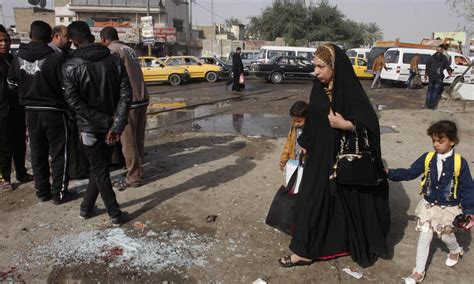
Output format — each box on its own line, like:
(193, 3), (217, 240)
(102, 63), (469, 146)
(7, 21), (72, 203)
(63, 21), (132, 225)
(100, 27), (149, 190)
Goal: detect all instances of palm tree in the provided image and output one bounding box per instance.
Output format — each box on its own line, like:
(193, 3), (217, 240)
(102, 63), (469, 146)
(364, 22), (383, 47)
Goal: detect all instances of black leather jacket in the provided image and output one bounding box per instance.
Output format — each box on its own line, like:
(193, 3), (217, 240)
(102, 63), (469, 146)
(62, 44), (131, 134)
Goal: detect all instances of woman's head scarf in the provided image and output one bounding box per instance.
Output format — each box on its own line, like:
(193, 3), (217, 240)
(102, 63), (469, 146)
(312, 44), (381, 154)
(314, 44), (336, 100)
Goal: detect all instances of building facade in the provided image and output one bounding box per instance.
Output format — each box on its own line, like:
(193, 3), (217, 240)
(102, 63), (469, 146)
(68, 0), (192, 55)
(13, 7), (55, 35)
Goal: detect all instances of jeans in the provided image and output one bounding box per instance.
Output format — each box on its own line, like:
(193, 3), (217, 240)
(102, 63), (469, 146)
(80, 133), (122, 218)
(425, 79), (443, 109)
(371, 71), (382, 88)
(406, 70), (416, 89)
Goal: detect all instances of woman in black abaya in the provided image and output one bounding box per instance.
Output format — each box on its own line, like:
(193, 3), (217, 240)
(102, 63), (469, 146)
(279, 44), (390, 268)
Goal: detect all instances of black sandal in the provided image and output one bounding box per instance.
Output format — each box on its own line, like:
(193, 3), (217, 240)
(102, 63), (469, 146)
(278, 255), (313, 268)
(113, 179), (129, 191)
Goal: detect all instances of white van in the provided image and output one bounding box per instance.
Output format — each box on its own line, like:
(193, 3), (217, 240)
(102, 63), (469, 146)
(346, 48), (370, 60)
(381, 47), (471, 84)
(257, 46), (316, 64)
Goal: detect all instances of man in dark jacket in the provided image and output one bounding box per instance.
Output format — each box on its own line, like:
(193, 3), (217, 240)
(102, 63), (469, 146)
(63, 21), (132, 226)
(7, 21), (71, 203)
(226, 47), (244, 92)
(0, 25), (33, 191)
(425, 46), (451, 109)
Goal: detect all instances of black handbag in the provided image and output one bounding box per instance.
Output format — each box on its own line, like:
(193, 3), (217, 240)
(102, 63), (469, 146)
(330, 129), (384, 186)
(265, 158), (302, 235)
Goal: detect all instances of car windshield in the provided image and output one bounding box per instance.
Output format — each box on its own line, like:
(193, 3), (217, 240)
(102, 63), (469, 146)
(385, 50), (400, 64)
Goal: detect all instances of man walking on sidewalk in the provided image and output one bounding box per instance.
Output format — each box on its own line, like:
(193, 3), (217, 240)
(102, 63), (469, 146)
(7, 21), (71, 203)
(63, 21), (132, 225)
(100, 27), (149, 191)
(371, 53), (388, 89)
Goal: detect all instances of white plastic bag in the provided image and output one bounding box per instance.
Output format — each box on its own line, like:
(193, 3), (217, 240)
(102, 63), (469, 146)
(285, 159), (303, 194)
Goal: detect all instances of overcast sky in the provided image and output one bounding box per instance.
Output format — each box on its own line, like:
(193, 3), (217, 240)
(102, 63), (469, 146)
(0, 0), (469, 42)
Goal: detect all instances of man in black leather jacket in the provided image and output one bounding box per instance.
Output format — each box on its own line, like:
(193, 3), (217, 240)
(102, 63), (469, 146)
(62, 21), (132, 226)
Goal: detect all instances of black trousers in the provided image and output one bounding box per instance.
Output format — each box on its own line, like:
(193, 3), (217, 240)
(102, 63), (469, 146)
(2, 108), (28, 181)
(0, 110), (8, 182)
(26, 111), (69, 199)
(80, 133), (121, 218)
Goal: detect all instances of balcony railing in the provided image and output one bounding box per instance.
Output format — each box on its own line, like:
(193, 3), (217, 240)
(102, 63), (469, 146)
(70, 0), (165, 7)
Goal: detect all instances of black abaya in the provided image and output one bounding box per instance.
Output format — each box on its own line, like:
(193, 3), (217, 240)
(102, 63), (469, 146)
(290, 45), (390, 268)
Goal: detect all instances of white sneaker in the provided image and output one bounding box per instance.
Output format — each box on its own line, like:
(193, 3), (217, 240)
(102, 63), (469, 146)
(446, 250), (464, 267)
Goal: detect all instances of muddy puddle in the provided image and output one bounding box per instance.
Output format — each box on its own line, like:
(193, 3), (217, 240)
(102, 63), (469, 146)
(146, 100), (399, 137)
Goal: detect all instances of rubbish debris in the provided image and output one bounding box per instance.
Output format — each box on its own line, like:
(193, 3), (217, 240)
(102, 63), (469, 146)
(342, 267), (363, 279)
(101, 246), (124, 263)
(15, 228), (213, 273)
(206, 215), (218, 223)
(253, 278), (267, 284)
(132, 221), (147, 231)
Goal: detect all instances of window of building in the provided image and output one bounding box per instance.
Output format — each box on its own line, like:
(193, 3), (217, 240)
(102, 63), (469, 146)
(69, 17), (73, 22)
(60, 17), (64, 23)
(173, 19), (184, 32)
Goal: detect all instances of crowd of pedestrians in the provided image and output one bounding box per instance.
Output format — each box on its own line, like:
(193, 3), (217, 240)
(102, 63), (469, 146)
(0, 20), (148, 225)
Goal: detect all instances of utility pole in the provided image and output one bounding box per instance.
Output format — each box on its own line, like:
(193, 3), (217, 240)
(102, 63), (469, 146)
(211, 0), (215, 54)
(147, 0), (152, 56)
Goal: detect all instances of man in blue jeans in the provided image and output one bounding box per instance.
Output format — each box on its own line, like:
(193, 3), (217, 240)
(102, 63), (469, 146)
(425, 46), (451, 109)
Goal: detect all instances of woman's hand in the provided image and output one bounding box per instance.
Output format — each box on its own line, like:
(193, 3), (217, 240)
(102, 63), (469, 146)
(328, 109), (354, 131)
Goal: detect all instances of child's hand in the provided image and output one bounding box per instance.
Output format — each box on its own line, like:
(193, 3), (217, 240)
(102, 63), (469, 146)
(301, 148), (307, 155)
(279, 161), (286, 171)
(384, 168), (389, 175)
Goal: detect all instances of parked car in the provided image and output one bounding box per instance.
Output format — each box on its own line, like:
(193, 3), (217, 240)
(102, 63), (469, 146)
(257, 46), (316, 64)
(346, 48), (370, 60)
(138, 56), (189, 86)
(366, 46), (392, 73)
(380, 48), (471, 84)
(164, 56), (221, 82)
(349, 57), (372, 79)
(10, 43), (20, 56)
(253, 55), (314, 84)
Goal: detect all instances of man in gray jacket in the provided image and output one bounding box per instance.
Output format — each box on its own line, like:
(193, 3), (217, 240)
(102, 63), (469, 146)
(100, 27), (149, 190)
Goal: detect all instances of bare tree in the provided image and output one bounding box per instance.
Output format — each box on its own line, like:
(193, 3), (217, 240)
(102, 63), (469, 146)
(446, 0), (473, 28)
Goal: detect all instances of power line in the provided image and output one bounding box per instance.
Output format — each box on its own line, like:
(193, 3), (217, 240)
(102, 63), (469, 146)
(193, 0), (229, 23)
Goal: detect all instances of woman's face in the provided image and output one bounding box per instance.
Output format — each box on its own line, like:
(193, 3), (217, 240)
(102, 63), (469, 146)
(313, 57), (334, 84)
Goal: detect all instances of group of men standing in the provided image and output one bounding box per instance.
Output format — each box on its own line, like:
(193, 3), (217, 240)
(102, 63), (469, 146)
(0, 20), (149, 226)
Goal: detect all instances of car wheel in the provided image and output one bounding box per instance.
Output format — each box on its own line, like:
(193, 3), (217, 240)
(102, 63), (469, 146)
(271, 72), (283, 84)
(205, 71), (218, 83)
(169, 74), (182, 86)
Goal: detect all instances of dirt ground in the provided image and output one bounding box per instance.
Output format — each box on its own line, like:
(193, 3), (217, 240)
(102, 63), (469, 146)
(1, 79), (474, 283)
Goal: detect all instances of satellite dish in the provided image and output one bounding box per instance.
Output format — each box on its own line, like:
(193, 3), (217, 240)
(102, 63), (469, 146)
(28, 0), (40, 5)
(39, 0), (47, 8)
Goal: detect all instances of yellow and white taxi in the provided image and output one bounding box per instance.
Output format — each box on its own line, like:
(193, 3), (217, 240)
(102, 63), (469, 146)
(163, 56), (221, 82)
(139, 56), (189, 86)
